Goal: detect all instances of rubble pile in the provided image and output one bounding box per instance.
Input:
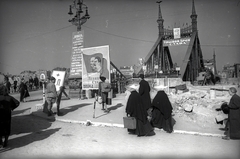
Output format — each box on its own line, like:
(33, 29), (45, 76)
(168, 86), (230, 128)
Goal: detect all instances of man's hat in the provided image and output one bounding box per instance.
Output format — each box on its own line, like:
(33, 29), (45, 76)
(138, 74), (144, 79)
(50, 76), (55, 81)
(100, 76), (106, 81)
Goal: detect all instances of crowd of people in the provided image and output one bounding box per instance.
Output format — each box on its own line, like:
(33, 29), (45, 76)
(1, 74), (42, 103)
(3, 75), (40, 95)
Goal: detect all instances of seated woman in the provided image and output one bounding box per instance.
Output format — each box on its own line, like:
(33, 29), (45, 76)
(125, 83), (155, 137)
(151, 85), (173, 133)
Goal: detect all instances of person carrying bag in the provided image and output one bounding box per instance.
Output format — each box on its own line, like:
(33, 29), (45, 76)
(98, 76), (111, 113)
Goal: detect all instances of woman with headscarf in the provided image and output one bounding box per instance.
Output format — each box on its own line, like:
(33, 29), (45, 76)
(125, 83), (155, 137)
(151, 85), (173, 133)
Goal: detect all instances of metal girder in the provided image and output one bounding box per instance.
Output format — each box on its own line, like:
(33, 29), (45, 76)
(110, 61), (126, 78)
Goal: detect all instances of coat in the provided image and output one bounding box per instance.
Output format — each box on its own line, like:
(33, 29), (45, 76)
(151, 90), (173, 132)
(0, 85), (19, 136)
(228, 94), (240, 139)
(126, 91), (154, 136)
(139, 79), (151, 110)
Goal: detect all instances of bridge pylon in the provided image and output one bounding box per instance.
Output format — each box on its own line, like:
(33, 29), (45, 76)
(139, 0), (205, 83)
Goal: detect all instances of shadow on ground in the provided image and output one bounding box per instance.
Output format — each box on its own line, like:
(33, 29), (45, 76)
(0, 114), (59, 153)
(59, 103), (91, 116)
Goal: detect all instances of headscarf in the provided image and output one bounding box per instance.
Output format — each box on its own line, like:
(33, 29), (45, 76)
(125, 83), (139, 92)
(152, 90), (173, 120)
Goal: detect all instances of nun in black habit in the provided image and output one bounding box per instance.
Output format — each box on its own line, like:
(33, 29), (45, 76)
(138, 74), (152, 111)
(151, 85), (173, 133)
(125, 83), (155, 137)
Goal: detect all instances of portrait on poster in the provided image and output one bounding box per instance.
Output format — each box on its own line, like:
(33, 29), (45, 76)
(82, 45), (110, 90)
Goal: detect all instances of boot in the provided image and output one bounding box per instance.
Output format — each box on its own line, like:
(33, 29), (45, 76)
(0, 137), (3, 148)
(48, 109), (53, 116)
(57, 110), (63, 116)
(3, 136), (8, 147)
(101, 103), (105, 110)
(104, 105), (110, 113)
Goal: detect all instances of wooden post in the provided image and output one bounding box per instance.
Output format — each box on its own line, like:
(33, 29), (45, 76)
(42, 82), (45, 104)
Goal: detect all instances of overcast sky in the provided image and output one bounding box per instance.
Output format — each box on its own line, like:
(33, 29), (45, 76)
(0, 0), (239, 75)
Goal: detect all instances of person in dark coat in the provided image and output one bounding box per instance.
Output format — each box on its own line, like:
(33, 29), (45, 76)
(0, 74), (20, 148)
(151, 85), (173, 133)
(126, 83), (155, 137)
(222, 87), (240, 140)
(19, 78), (30, 102)
(138, 74), (151, 111)
(28, 76), (34, 91)
(33, 75), (39, 90)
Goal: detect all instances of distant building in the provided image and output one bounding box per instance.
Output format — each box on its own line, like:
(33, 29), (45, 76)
(234, 63), (240, 78)
(119, 66), (134, 78)
(222, 64), (235, 78)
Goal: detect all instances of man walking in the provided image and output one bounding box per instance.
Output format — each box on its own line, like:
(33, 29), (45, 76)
(46, 77), (57, 116)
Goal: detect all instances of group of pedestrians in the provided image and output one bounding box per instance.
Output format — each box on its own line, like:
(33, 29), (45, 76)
(2, 74), (40, 103)
(4, 76), (18, 94)
(125, 74), (173, 137)
(3, 76), (30, 102)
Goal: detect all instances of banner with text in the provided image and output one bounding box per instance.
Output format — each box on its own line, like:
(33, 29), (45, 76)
(82, 45), (110, 90)
(69, 31), (84, 78)
(163, 37), (190, 46)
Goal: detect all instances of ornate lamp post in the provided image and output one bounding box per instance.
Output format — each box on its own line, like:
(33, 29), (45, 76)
(68, 0), (90, 31)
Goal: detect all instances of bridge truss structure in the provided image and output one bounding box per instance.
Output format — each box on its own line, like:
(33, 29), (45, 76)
(139, 0), (205, 83)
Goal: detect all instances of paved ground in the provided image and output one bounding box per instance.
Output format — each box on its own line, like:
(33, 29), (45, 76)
(0, 90), (240, 159)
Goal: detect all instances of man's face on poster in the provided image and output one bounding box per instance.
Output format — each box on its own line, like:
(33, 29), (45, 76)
(90, 57), (96, 71)
(94, 57), (102, 72)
